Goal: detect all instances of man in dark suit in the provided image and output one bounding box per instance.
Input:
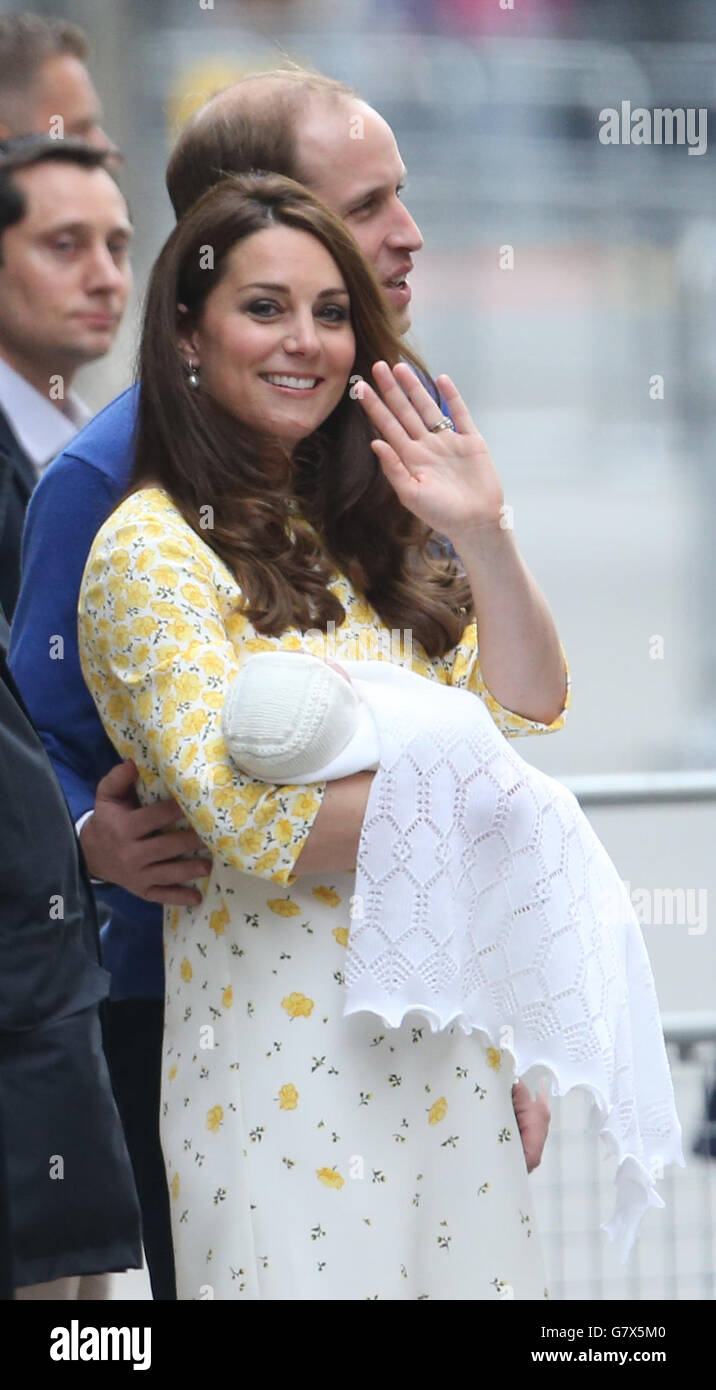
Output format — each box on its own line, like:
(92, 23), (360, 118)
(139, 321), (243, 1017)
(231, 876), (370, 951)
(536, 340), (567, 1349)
(2, 135), (193, 1301)
(0, 640), (142, 1298)
(0, 134), (131, 622)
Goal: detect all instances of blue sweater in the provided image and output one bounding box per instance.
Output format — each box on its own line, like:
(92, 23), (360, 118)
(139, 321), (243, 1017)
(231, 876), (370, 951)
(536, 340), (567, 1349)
(8, 384), (162, 1000)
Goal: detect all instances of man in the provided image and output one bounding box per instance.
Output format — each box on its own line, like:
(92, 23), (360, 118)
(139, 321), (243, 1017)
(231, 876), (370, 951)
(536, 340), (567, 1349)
(10, 70), (555, 1297)
(0, 136), (131, 624)
(0, 12), (115, 153)
(0, 640), (142, 1299)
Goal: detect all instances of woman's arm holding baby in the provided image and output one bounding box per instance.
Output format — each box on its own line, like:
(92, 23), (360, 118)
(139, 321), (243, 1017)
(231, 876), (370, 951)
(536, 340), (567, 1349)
(291, 771), (374, 875)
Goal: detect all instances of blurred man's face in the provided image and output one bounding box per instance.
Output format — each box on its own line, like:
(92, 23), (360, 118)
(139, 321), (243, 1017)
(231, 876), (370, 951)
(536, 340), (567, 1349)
(297, 98), (424, 335)
(25, 54), (116, 157)
(0, 161), (132, 388)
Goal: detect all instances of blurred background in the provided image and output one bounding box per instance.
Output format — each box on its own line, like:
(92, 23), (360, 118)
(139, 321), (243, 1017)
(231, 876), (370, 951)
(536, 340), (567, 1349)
(5, 0), (715, 1300)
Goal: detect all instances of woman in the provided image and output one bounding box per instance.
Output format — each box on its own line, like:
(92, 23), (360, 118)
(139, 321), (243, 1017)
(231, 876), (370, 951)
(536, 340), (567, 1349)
(78, 173), (570, 1300)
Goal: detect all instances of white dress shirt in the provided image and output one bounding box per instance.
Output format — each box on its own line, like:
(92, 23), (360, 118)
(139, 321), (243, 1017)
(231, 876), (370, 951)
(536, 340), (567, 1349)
(0, 354), (92, 477)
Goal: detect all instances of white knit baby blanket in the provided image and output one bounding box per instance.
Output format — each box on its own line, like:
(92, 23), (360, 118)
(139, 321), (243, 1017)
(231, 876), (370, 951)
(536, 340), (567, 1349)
(332, 660), (685, 1264)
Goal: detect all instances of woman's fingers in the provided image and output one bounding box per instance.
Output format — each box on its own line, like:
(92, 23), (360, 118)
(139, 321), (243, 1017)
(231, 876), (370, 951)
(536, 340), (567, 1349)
(391, 361), (456, 430)
(435, 374), (477, 435)
(358, 363), (479, 475)
(365, 360), (430, 441)
(355, 379), (414, 456)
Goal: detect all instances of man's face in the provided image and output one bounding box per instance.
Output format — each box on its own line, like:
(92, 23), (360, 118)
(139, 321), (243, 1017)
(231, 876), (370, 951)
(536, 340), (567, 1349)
(0, 161), (132, 380)
(297, 98), (424, 335)
(26, 54), (116, 156)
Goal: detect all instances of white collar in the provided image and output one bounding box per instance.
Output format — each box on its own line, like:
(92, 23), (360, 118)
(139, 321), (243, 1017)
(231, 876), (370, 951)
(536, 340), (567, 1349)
(0, 355), (92, 473)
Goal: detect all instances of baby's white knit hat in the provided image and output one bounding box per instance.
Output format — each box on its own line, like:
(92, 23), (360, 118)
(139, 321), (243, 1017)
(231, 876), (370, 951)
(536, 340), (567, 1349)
(221, 650), (361, 779)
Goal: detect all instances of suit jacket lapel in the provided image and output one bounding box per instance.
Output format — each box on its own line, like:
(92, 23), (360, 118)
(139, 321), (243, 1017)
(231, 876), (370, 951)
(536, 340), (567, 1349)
(0, 409), (35, 523)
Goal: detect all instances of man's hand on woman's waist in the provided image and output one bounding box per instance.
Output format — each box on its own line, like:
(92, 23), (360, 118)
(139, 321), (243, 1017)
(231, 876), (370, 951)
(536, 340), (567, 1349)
(79, 758), (212, 905)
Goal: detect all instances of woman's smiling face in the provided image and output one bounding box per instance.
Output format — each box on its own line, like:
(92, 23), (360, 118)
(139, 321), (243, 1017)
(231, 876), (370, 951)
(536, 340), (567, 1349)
(179, 224), (356, 446)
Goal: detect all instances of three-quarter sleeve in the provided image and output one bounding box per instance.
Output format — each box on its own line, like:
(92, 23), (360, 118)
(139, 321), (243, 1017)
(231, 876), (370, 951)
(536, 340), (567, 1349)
(446, 618), (571, 738)
(77, 497), (327, 885)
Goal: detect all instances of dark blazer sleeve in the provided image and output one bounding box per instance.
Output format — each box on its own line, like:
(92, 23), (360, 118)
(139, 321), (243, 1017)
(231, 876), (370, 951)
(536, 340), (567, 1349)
(0, 647), (110, 1033)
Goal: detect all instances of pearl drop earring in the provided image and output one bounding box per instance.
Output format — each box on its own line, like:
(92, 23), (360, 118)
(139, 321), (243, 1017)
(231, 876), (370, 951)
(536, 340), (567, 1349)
(187, 360), (200, 389)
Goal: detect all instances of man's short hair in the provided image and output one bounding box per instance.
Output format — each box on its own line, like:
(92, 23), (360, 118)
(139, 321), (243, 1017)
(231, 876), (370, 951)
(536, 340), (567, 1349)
(0, 14), (88, 129)
(0, 134), (110, 252)
(166, 65), (357, 219)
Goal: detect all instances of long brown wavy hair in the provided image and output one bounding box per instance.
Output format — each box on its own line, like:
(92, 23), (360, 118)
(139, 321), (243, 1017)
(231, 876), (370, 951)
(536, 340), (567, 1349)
(130, 172), (472, 656)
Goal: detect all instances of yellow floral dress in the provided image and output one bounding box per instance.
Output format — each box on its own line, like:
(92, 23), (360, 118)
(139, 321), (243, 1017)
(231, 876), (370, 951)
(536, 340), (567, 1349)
(78, 487), (571, 1301)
